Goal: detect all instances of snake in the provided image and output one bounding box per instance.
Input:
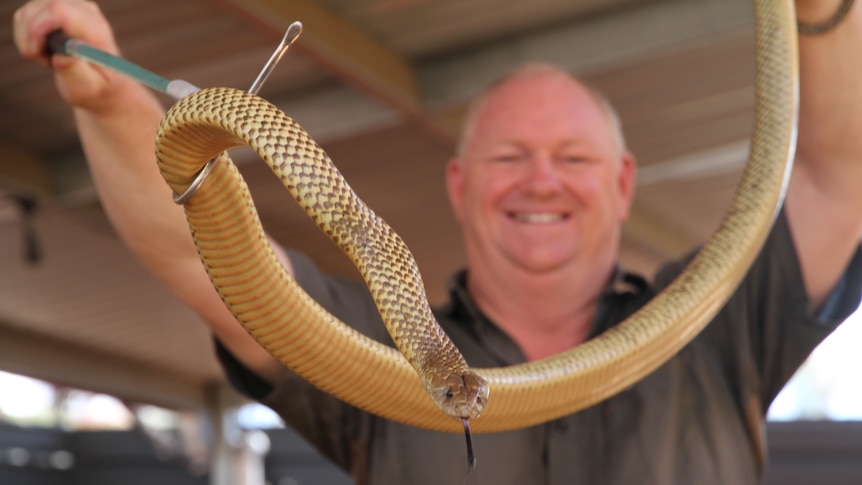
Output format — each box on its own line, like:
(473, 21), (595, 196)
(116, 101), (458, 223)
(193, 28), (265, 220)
(153, 0), (798, 433)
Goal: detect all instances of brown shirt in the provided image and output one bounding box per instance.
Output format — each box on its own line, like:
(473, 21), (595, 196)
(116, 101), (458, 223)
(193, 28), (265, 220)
(217, 210), (862, 484)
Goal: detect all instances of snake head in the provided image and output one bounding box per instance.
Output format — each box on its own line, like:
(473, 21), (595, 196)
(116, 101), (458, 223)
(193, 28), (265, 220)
(426, 371), (490, 420)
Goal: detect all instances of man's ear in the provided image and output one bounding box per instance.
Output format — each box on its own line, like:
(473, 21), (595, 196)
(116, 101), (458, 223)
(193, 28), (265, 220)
(445, 158), (466, 223)
(617, 151), (637, 221)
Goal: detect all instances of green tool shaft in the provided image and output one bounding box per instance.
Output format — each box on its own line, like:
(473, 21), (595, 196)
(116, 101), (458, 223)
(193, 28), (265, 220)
(45, 30), (199, 100)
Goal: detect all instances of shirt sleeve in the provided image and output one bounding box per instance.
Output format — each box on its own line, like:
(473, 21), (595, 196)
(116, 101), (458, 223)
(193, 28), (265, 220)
(215, 249), (387, 473)
(654, 208), (862, 407)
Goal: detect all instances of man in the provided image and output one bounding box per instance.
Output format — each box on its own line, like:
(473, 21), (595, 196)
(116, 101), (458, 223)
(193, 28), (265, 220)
(14, 0), (862, 483)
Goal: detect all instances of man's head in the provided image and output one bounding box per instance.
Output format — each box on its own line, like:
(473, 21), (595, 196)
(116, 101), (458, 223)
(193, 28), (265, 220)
(446, 63), (636, 285)
(456, 63), (628, 159)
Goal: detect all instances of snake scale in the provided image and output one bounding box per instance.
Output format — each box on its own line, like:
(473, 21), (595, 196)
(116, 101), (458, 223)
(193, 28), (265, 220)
(154, 0), (798, 433)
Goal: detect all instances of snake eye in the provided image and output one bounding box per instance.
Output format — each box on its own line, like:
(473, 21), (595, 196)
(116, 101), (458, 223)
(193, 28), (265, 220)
(445, 390), (454, 399)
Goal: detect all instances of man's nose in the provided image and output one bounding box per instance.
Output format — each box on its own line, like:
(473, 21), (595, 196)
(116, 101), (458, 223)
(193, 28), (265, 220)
(523, 154), (564, 195)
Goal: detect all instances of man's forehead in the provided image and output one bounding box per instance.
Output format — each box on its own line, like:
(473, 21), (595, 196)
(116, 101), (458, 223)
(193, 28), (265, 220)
(455, 65), (624, 158)
(477, 74), (603, 122)
(473, 77), (606, 131)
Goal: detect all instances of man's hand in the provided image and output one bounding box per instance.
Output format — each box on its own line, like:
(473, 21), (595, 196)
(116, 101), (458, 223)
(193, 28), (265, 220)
(13, 0), (131, 114)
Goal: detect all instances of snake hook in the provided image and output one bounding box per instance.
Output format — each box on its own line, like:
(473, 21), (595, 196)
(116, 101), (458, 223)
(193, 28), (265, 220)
(248, 21), (303, 96)
(173, 22), (304, 205)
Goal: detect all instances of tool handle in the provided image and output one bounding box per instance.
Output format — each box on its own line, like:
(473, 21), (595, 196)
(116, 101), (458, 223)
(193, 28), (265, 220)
(45, 29), (70, 56)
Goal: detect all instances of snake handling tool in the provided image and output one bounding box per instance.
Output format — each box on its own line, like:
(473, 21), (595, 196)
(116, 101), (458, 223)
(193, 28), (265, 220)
(45, 22), (303, 204)
(45, 22), (302, 99)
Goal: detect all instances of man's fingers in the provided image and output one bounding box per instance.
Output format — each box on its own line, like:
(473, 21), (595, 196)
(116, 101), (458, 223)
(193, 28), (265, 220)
(14, 0), (67, 66)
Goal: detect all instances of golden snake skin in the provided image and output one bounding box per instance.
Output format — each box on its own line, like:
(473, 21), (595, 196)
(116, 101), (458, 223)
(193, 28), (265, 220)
(154, 0), (798, 433)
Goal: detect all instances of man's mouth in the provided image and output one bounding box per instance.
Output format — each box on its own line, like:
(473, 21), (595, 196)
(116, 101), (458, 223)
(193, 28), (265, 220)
(509, 212), (567, 224)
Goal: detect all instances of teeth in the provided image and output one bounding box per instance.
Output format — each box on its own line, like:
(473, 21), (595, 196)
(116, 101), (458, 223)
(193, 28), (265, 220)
(512, 213), (564, 223)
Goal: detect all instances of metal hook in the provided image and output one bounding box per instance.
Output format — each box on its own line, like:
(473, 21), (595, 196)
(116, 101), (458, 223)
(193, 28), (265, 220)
(249, 21), (303, 95)
(173, 156), (218, 205)
(174, 22), (303, 205)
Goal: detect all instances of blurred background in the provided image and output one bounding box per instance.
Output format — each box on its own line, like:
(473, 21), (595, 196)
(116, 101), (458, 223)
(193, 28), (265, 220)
(0, 0), (860, 483)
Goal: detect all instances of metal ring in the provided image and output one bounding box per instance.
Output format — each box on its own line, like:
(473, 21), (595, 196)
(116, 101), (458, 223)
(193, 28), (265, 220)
(173, 157), (217, 205)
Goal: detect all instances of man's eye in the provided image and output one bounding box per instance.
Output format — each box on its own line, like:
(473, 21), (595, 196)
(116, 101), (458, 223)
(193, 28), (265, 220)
(561, 155), (585, 164)
(492, 154), (522, 163)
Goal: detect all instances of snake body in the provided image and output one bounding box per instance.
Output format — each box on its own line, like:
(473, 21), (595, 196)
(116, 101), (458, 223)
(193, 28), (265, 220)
(154, 0), (798, 433)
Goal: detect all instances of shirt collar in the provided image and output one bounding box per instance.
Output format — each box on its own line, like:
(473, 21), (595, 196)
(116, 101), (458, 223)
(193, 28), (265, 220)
(442, 266), (651, 341)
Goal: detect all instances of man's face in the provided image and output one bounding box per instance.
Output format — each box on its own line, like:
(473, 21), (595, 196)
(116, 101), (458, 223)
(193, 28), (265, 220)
(446, 72), (635, 280)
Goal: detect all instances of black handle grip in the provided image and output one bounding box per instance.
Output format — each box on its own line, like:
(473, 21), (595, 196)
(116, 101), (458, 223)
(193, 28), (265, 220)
(45, 29), (71, 56)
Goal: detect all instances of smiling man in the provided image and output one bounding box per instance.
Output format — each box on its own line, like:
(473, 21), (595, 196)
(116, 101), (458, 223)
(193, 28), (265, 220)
(446, 65), (637, 361)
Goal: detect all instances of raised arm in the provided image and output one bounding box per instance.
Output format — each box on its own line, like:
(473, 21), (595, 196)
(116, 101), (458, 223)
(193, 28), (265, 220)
(785, 0), (862, 309)
(13, 0), (288, 383)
